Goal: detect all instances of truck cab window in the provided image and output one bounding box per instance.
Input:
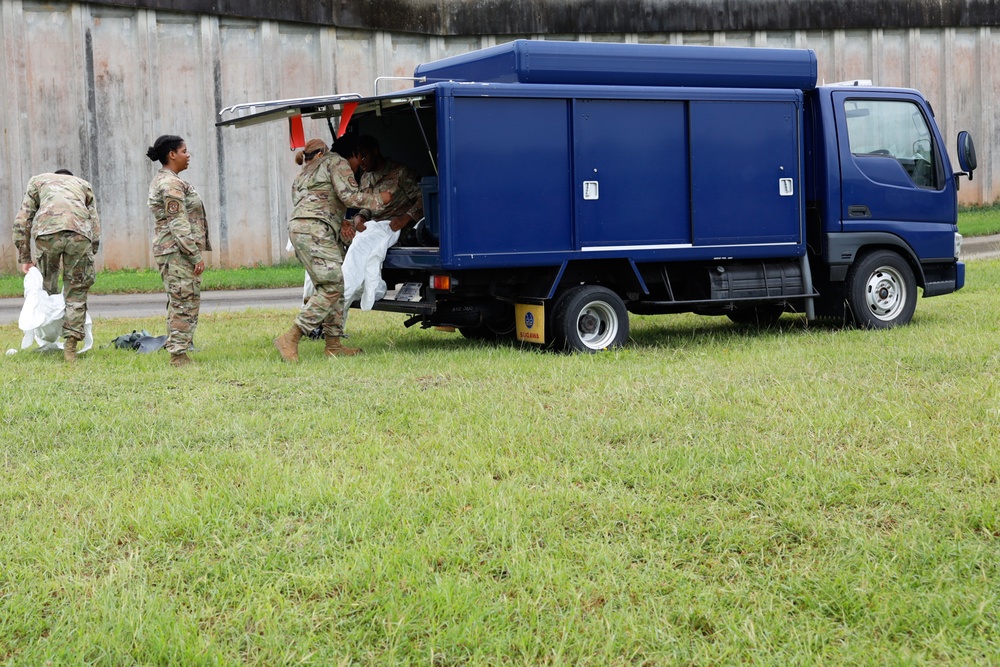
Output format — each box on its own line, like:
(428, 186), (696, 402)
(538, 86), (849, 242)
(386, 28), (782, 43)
(845, 99), (940, 189)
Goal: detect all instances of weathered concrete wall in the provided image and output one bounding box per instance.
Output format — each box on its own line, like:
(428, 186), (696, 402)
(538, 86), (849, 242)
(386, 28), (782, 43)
(1, 0), (997, 272)
(78, 0), (1000, 35)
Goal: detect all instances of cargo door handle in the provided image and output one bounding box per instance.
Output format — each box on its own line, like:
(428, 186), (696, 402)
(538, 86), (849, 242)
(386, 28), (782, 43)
(848, 205), (871, 218)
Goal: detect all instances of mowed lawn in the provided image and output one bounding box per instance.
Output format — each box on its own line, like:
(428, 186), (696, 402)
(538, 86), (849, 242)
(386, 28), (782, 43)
(2, 262), (999, 665)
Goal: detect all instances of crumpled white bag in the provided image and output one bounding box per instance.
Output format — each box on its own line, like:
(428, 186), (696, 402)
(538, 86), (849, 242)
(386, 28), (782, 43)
(343, 220), (400, 310)
(16, 266), (93, 353)
(292, 221), (400, 313)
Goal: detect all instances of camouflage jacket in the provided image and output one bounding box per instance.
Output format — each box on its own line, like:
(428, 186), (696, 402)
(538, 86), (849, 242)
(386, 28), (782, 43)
(13, 173), (101, 264)
(358, 159), (423, 223)
(291, 152), (384, 227)
(147, 168), (212, 262)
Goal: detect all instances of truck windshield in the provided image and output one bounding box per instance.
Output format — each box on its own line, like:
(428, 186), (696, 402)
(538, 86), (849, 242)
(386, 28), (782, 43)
(845, 99), (939, 190)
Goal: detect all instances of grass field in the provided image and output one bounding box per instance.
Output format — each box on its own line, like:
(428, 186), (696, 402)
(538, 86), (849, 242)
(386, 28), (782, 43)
(2, 259), (998, 665)
(958, 204), (1000, 238)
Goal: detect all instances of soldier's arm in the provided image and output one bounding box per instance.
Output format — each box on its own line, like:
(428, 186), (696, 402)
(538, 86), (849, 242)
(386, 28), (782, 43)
(202, 218), (212, 252)
(162, 186), (202, 265)
(400, 168), (425, 222)
(330, 159), (387, 211)
(13, 180), (40, 265)
(86, 185), (101, 254)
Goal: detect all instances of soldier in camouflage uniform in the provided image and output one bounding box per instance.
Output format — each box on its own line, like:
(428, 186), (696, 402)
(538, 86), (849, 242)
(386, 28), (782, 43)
(274, 136), (391, 362)
(348, 135), (424, 245)
(146, 135), (211, 367)
(12, 169), (100, 362)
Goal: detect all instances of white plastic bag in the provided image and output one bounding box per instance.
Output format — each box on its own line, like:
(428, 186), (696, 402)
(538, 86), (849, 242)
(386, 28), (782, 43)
(342, 220), (401, 310)
(17, 266), (93, 353)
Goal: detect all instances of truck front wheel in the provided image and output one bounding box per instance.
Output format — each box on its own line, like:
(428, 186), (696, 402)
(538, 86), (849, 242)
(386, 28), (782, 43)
(552, 285), (629, 352)
(846, 250), (917, 329)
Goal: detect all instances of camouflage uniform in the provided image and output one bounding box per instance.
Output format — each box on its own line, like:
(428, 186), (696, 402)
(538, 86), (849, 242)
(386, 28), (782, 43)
(147, 167), (211, 355)
(12, 173), (100, 342)
(357, 159), (423, 244)
(288, 152), (384, 337)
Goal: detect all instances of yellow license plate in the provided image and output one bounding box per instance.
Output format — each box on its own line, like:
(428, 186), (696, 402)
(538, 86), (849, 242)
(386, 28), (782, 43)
(515, 303), (545, 344)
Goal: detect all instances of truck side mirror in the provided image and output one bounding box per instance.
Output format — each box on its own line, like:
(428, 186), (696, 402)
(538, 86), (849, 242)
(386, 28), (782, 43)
(957, 131), (977, 181)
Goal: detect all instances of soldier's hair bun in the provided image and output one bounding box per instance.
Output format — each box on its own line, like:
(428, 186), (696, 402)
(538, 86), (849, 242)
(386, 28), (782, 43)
(147, 135), (185, 164)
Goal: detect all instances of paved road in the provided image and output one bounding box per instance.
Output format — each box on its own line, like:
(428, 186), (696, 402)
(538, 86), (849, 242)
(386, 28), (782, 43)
(2, 235), (996, 326)
(0, 286), (302, 326)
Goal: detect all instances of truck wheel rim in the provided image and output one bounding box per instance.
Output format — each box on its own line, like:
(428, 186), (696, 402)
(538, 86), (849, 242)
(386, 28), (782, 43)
(865, 266), (906, 321)
(576, 301), (618, 349)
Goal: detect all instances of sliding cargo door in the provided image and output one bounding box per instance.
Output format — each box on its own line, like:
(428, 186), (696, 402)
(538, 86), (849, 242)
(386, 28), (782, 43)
(574, 99), (690, 248)
(689, 100), (802, 246)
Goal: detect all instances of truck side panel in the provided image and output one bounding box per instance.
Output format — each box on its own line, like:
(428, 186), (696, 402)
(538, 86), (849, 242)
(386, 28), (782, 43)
(690, 100), (802, 246)
(446, 96), (574, 258)
(573, 99), (690, 247)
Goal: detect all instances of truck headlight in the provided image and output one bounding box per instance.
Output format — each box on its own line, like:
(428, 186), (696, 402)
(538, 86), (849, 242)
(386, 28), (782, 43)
(955, 233), (963, 259)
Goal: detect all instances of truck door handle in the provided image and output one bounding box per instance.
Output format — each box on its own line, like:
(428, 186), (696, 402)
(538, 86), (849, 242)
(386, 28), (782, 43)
(848, 205), (871, 218)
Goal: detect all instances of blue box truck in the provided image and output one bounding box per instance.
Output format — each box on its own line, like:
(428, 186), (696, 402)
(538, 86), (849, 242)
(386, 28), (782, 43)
(220, 40), (977, 351)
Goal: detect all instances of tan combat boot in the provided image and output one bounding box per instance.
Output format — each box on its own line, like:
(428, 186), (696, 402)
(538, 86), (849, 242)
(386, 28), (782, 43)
(170, 352), (191, 367)
(63, 338), (77, 363)
(275, 325), (304, 362)
(324, 335), (363, 357)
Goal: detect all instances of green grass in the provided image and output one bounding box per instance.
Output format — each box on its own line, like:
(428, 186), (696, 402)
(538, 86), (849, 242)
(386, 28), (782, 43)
(0, 262), (306, 299)
(958, 204), (1000, 238)
(2, 261), (1000, 664)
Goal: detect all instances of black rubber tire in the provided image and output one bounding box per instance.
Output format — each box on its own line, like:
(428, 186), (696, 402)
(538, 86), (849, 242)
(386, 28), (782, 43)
(459, 320), (515, 342)
(458, 304), (515, 342)
(726, 304), (785, 327)
(551, 285), (629, 352)
(845, 250), (917, 329)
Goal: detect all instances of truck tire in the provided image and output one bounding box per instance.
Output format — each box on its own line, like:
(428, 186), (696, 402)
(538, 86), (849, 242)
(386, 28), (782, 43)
(458, 303), (515, 341)
(459, 319), (515, 342)
(552, 285), (629, 352)
(727, 305), (785, 327)
(846, 250), (917, 329)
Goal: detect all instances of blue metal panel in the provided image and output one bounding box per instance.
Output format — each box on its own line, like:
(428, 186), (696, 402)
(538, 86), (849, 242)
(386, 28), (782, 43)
(573, 99), (690, 247)
(416, 40), (818, 91)
(689, 99), (803, 247)
(446, 96), (573, 257)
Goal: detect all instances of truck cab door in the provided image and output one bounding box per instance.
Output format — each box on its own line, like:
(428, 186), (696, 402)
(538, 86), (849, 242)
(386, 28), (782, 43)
(833, 92), (956, 244)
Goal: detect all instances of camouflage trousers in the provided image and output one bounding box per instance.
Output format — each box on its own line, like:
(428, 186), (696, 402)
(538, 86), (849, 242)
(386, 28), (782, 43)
(34, 231), (95, 342)
(288, 218), (346, 337)
(155, 252), (202, 355)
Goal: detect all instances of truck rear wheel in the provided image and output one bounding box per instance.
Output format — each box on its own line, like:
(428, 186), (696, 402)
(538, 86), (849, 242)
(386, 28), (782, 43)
(726, 304), (785, 327)
(551, 285), (629, 352)
(459, 319), (515, 342)
(846, 250), (917, 329)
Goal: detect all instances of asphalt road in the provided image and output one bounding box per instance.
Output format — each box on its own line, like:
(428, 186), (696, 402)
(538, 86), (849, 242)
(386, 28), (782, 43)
(0, 286), (303, 326)
(2, 235), (996, 326)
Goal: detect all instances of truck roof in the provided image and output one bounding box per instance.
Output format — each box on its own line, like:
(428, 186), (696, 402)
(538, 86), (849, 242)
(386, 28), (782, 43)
(414, 39), (818, 91)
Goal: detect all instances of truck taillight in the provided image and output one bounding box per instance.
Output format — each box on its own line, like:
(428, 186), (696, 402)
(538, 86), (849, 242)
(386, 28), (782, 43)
(430, 275), (451, 290)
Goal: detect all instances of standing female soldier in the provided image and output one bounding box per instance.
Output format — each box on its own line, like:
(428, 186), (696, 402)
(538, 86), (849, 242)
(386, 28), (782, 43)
(146, 135), (211, 367)
(275, 135), (390, 362)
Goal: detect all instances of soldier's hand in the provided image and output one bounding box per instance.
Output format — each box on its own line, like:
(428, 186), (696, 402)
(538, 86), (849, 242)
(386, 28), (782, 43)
(380, 190), (392, 205)
(21, 262), (34, 274)
(389, 215), (413, 232)
(341, 221), (355, 243)
(355, 217), (368, 233)
(194, 260), (205, 276)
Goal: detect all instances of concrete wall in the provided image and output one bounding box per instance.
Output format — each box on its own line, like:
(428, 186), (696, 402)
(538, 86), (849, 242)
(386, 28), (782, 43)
(1, 0), (997, 272)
